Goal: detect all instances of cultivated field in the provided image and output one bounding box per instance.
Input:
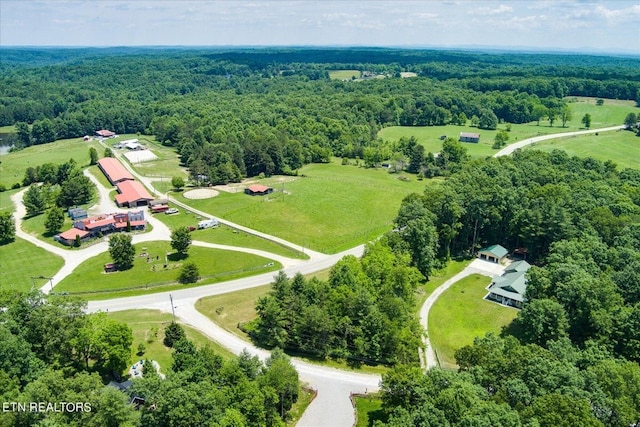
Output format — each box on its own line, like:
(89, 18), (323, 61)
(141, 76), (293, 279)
(428, 274), (518, 369)
(175, 158), (430, 253)
(55, 240), (281, 297)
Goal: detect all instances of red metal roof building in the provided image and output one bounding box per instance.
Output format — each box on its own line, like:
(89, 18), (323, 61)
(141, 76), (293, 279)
(244, 184), (274, 196)
(96, 129), (116, 138)
(115, 180), (154, 207)
(55, 228), (90, 246)
(98, 158), (134, 185)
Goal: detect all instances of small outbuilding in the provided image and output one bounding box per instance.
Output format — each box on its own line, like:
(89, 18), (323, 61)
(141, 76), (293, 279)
(477, 244), (508, 263)
(459, 132), (480, 143)
(244, 184), (274, 196)
(96, 129), (116, 138)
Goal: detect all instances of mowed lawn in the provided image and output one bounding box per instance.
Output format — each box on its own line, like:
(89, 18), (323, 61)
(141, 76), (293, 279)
(110, 134), (188, 180)
(0, 137), (102, 188)
(154, 210), (307, 259)
(429, 274), (518, 370)
(378, 98), (636, 160)
(56, 240), (281, 296)
(106, 309), (235, 376)
(176, 159), (429, 253)
(0, 237), (64, 292)
(524, 129), (640, 170)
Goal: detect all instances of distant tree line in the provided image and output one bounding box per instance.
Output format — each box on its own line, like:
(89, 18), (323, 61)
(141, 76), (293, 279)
(2, 48), (638, 185)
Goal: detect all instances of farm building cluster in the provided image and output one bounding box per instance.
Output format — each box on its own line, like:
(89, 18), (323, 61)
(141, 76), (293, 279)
(98, 158), (154, 207)
(55, 209), (146, 246)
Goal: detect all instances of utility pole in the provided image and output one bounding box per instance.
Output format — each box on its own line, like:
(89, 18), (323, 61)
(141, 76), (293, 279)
(169, 294), (176, 322)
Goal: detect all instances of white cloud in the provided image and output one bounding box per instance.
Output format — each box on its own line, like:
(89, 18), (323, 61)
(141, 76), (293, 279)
(472, 4), (513, 16)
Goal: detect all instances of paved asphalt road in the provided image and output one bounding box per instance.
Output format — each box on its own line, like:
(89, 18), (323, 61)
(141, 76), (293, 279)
(12, 125), (624, 426)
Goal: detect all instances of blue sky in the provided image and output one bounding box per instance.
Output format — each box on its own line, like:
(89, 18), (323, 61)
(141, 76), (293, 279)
(1, 1), (639, 53)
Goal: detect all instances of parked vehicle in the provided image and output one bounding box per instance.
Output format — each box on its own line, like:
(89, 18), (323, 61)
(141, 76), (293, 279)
(165, 208), (179, 215)
(197, 219), (218, 229)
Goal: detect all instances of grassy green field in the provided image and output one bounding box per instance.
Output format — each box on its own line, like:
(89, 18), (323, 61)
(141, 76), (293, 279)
(153, 209), (307, 259)
(55, 240), (281, 296)
(429, 274), (518, 370)
(417, 259), (471, 308)
(0, 137), (102, 188)
(0, 237), (64, 292)
(524, 129), (640, 170)
(175, 159), (429, 253)
(106, 309), (235, 375)
(378, 98), (637, 160)
(328, 70), (360, 80)
(354, 394), (385, 427)
(0, 188), (16, 213)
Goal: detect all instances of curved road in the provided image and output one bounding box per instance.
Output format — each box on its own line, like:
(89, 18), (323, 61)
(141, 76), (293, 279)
(13, 125), (623, 426)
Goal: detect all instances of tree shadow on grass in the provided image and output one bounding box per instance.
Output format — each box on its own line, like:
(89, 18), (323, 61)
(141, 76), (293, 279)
(167, 252), (188, 262)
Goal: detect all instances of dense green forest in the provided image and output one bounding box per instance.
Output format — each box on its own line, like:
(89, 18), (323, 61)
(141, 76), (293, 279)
(364, 150), (640, 426)
(0, 290), (300, 427)
(2, 47), (639, 184)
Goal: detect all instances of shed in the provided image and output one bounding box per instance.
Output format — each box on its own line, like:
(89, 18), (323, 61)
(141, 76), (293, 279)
(68, 207), (88, 220)
(459, 132), (480, 143)
(477, 244), (508, 263)
(244, 184), (274, 196)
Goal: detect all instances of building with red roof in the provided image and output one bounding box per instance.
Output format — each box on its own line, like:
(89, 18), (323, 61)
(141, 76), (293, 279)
(96, 129), (116, 138)
(98, 158), (134, 185)
(55, 228), (90, 246)
(244, 184), (274, 196)
(115, 180), (154, 207)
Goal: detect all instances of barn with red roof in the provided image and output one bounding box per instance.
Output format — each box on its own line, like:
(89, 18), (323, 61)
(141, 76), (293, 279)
(244, 184), (274, 196)
(115, 180), (154, 207)
(98, 158), (134, 185)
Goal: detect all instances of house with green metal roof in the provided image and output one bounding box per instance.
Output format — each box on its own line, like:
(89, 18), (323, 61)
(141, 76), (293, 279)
(485, 260), (531, 308)
(477, 244), (508, 263)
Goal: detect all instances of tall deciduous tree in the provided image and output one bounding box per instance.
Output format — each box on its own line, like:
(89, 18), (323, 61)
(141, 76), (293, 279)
(0, 211), (15, 243)
(171, 226), (192, 257)
(581, 113), (592, 129)
(108, 233), (135, 270)
(171, 176), (185, 190)
(559, 105), (572, 127)
(44, 207), (64, 234)
(89, 146), (98, 165)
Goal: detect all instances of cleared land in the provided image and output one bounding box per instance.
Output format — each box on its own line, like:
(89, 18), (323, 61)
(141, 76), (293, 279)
(378, 98), (636, 159)
(55, 240), (281, 297)
(524, 129), (640, 170)
(0, 237), (64, 292)
(0, 137), (102, 188)
(106, 309), (236, 375)
(428, 274), (518, 370)
(175, 159), (429, 253)
(328, 70), (360, 80)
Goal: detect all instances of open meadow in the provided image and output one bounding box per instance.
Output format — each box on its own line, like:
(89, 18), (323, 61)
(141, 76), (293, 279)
(55, 240), (281, 297)
(110, 134), (189, 180)
(428, 274), (518, 370)
(378, 98), (637, 159)
(0, 137), (102, 188)
(328, 70), (360, 80)
(524, 128), (640, 170)
(175, 158), (431, 253)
